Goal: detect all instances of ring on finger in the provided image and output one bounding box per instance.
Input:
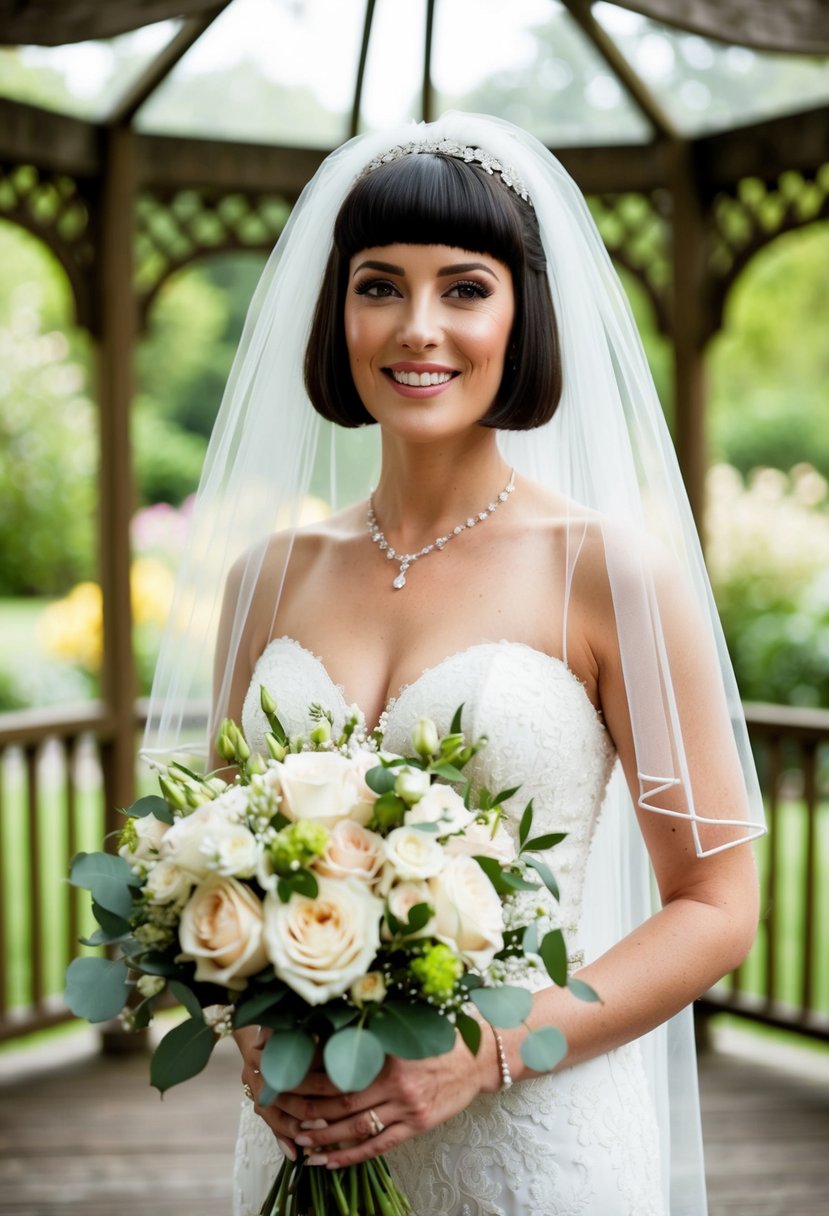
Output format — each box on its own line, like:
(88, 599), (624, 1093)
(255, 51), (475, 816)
(242, 1082), (254, 1101)
(368, 1108), (385, 1136)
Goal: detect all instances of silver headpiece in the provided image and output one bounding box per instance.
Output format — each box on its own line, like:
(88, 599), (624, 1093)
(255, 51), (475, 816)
(358, 138), (533, 205)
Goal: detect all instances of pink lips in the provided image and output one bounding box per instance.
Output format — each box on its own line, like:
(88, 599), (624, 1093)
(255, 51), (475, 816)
(383, 363), (459, 399)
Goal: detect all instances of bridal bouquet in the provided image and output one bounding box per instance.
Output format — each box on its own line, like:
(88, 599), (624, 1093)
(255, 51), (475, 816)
(66, 692), (595, 1216)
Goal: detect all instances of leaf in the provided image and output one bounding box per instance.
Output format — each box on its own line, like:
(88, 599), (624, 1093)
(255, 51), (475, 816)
(261, 1029), (315, 1093)
(395, 901), (432, 936)
(324, 1026), (385, 1092)
(470, 985), (532, 1028)
(567, 978), (601, 1003)
(522, 922), (539, 955)
(372, 791), (406, 829)
(126, 950), (183, 977)
(522, 832), (566, 853)
(169, 981), (205, 1022)
(450, 704), (464, 734)
(524, 855), (560, 901)
(429, 762), (466, 782)
(233, 990), (288, 1028)
(497, 870), (540, 893)
(539, 930), (568, 986)
(128, 795), (174, 825)
(322, 1005), (359, 1031)
(520, 1026), (567, 1073)
(518, 800), (534, 848)
(365, 765), (399, 795)
(150, 1017), (217, 1093)
(64, 957), (130, 1022)
(370, 1001), (456, 1059)
(69, 852), (136, 919)
(491, 786), (520, 806)
(456, 1009), (481, 1055)
(79, 902), (131, 946)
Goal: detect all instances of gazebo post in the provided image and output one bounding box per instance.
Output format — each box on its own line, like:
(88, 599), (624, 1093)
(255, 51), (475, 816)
(670, 141), (709, 534)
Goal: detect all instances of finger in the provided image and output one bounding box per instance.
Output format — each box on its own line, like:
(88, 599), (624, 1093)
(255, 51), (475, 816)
(310, 1122), (407, 1170)
(295, 1104), (393, 1152)
(277, 1088), (379, 1124)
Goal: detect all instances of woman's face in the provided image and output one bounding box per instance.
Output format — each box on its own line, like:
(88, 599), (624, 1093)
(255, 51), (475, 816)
(344, 243), (515, 443)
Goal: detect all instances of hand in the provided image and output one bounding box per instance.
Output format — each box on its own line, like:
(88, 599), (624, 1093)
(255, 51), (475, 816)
(271, 1028), (497, 1169)
(237, 1026), (298, 1162)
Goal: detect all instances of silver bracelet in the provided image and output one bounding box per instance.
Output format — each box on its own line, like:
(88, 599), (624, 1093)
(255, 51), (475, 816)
(491, 1025), (513, 1089)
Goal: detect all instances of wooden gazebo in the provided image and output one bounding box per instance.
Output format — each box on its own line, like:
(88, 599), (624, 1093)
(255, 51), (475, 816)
(0, 0), (827, 1046)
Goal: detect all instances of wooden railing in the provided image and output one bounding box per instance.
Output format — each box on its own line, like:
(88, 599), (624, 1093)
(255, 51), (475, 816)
(1, 700), (827, 1045)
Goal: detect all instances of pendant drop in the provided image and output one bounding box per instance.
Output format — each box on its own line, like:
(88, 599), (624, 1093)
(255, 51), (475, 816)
(392, 572), (407, 590)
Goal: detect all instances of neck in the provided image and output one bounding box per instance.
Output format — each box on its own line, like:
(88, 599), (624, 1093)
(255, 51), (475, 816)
(370, 431), (512, 549)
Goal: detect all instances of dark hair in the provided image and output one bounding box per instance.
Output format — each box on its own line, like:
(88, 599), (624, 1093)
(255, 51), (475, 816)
(305, 152), (562, 429)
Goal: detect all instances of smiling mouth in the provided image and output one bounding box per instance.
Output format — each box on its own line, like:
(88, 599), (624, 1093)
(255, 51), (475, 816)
(386, 369), (458, 387)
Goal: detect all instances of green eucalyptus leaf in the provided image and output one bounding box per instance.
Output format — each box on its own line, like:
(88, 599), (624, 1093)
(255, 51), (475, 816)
(524, 855), (560, 901)
(150, 1017), (217, 1092)
(520, 1026), (567, 1073)
(64, 957), (130, 1022)
(322, 1005), (359, 1031)
(456, 1009), (482, 1055)
(128, 795), (174, 825)
(365, 765), (398, 795)
(233, 989), (288, 1028)
(69, 852), (136, 919)
(470, 985), (532, 1028)
(372, 791), (406, 829)
(169, 981), (205, 1022)
(126, 951), (183, 977)
(80, 902), (131, 946)
(370, 1001), (456, 1059)
(261, 1030), (315, 1093)
(518, 800), (534, 848)
(522, 922), (539, 955)
(498, 870), (540, 892)
(539, 930), (568, 986)
(324, 1026), (385, 1093)
(567, 977), (601, 1003)
(523, 832), (566, 853)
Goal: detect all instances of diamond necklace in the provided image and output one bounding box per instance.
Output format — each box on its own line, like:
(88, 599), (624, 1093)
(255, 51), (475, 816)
(366, 469), (516, 590)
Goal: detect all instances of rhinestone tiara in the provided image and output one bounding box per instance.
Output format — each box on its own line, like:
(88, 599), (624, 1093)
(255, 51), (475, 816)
(357, 138), (532, 205)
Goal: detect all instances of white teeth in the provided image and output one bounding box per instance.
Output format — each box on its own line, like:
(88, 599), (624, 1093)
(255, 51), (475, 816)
(391, 370), (454, 387)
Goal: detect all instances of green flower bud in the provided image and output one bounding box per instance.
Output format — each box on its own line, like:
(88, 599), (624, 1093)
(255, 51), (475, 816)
(159, 774), (188, 810)
(410, 943), (463, 999)
(412, 716), (440, 758)
(310, 721), (331, 746)
(204, 776), (228, 798)
(230, 722), (250, 762)
(265, 733), (287, 762)
(260, 685), (278, 717)
(215, 720), (236, 761)
(246, 751), (267, 776)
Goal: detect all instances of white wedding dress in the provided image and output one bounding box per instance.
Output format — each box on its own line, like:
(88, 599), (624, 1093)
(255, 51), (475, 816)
(233, 636), (667, 1216)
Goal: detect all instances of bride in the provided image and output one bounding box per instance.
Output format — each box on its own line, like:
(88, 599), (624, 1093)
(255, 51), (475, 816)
(144, 113), (765, 1216)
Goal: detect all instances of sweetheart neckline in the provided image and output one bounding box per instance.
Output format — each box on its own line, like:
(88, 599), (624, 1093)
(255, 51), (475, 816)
(254, 635), (605, 736)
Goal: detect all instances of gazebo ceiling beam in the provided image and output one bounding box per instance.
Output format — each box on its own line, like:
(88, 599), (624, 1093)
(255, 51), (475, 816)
(0, 1), (228, 46)
(106, 5), (231, 127)
(560, 0), (680, 141)
(349, 0), (377, 138)
(0, 95), (98, 175)
(612, 1), (829, 56)
(422, 0), (436, 122)
(696, 105), (829, 195)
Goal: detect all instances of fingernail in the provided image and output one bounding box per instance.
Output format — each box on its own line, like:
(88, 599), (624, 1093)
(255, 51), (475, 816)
(300, 1118), (328, 1130)
(295, 1135), (313, 1147)
(306, 1153), (328, 1166)
(278, 1138), (297, 1162)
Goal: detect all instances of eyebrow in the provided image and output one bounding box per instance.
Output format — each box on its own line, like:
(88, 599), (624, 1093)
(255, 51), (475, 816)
(352, 259), (500, 280)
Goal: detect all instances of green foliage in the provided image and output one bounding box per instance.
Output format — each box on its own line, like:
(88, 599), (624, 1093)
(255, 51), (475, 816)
(64, 957), (130, 1022)
(132, 401), (207, 505)
(150, 1015), (217, 1093)
(323, 1025), (385, 1092)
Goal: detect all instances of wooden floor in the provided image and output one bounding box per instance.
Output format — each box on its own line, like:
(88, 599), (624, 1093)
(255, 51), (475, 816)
(0, 1020), (827, 1215)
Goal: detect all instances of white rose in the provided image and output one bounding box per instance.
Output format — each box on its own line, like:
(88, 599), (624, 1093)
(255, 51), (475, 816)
(144, 857), (195, 906)
(429, 854), (504, 970)
(161, 799), (245, 878)
(203, 822), (260, 879)
(278, 752), (365, 828)
(316, 820), (385, 885)
(119, 813), (169, 866)
(394, 766), (432, 805)
(445, 819), (517, 866)
(177, 876), (267, 989)
(405, 784), (476, 837)
(263, 877), (383, 1005)
(384, 825), (445, 881)
(384, 880), (435, 938)
(350, 971), (387, 1006)
(344, 752), (381, 825)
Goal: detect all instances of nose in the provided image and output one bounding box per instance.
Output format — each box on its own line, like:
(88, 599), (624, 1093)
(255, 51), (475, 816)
(397, 292), (441, 351)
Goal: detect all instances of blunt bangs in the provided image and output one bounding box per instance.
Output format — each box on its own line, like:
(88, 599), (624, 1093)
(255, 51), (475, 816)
(333, 154), (525, 268)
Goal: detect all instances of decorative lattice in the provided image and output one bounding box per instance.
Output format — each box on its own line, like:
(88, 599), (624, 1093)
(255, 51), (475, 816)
(589, 191), (672, 334)
(706, 162), (829, 340)
(0, 163), (96, 327)
(136, 188), (292, 319)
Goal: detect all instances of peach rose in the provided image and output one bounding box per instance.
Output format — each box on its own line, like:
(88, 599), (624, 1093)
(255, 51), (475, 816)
(177, 876), (267, 989)
(315, 820), (385, 885)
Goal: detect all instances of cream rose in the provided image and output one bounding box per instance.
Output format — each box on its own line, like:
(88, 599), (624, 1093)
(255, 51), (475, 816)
(384, 880), (435, 938)
(263, 876), (383, 1005)
(383, 825), (445, 881)
(161, 794), (246, 878)
(344, 752), (381, 824)
(394, 766), (432, 805)
(203, 822), (260, 879)
(429, 854), (504, 969)
(177, 876), (267, 989)
(316, 820), (385, 885)
(278, 752), (367, 828)
(119, 813), (169, 866)
(405, 784), (476, 837)
(445, 819), (517, 866)
(350, 971), (387, 1006)
(144, 857), (195, 906)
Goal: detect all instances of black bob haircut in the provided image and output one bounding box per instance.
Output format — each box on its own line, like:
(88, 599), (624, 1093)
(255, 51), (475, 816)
(304, 152), (562, 430)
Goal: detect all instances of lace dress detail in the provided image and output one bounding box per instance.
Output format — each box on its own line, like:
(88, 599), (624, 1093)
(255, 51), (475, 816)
(234, 638), (666, 1216)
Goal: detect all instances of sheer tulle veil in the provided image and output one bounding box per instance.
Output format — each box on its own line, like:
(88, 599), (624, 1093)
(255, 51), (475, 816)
(143, 111), (765, 1213)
